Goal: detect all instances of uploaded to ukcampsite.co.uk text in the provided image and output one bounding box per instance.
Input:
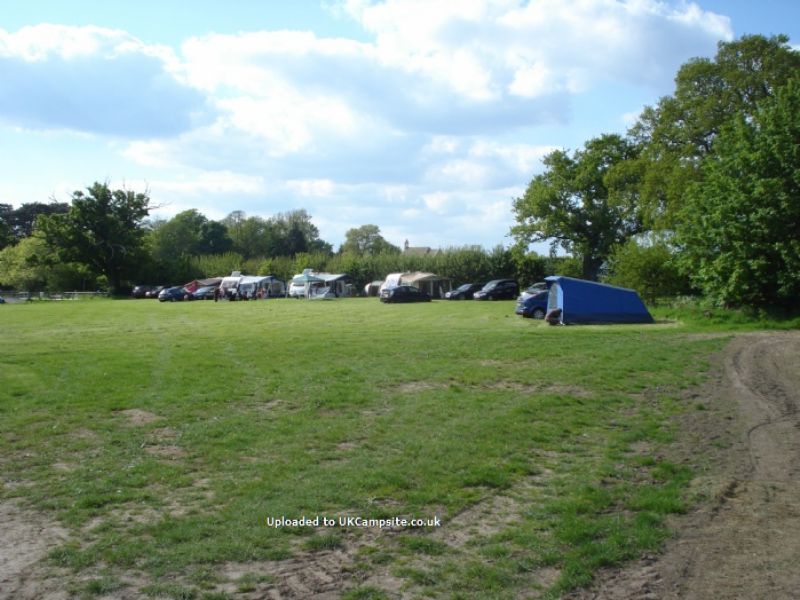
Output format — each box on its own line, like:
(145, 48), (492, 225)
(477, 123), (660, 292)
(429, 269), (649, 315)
(265, 515), (442, 529)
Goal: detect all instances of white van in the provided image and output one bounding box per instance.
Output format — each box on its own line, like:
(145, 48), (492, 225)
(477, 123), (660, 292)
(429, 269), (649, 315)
(287, 280), (307, 298)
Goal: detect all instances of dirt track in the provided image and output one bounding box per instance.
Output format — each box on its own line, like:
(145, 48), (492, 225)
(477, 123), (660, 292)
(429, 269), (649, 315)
(3, 332), (800, 599)
(571, 331), (800, 599)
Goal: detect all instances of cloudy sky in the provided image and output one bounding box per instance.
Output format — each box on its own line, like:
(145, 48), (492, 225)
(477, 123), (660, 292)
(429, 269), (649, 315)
(1, 1), (798, 251)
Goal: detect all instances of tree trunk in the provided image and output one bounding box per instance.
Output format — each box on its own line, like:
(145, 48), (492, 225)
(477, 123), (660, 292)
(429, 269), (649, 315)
(581, 255), (603, 281)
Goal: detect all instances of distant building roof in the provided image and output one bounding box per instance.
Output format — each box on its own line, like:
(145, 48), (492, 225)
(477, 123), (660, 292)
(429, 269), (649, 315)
(403, 239), (439, 256)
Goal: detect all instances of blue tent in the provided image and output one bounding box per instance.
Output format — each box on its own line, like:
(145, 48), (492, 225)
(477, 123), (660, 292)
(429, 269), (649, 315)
(544, 276), (653, 324)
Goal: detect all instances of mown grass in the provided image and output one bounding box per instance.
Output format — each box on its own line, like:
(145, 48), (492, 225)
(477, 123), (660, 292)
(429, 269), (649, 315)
(0, 298), (733, 597)
(650, 299), (800, 330)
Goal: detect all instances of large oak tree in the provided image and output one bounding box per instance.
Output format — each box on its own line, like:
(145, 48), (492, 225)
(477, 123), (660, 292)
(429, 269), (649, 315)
(631, 35), (800, 229)
(38, 182), (151, 294)
(511, 134), (641, 281)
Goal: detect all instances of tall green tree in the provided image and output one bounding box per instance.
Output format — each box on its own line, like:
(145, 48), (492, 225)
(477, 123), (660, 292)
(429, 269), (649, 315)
(511, 134), (641, 280)
(38, 182), (151, 294)
(0, 234), (93, 292)
(222, 209), (331, 258)
(198, 220), (233, 255)
(631, 35), (800, 228)
(0, 235), (51, 291)
(151, 210), (232, 261)
(606, 235), (689, 303)
(281, 209), (332, 255)
(0, 204), (12, 249)
(676, 79), (800, 308)
(340, 224), (400, 255)
(221, 213), (263, 259)
(148, 210), (232, 282)
(0, 201), (70, 248)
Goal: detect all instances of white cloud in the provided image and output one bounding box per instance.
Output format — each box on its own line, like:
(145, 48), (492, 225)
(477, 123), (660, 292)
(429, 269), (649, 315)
(341, 0), (732, 103)
(468, 140), (557, 174)
(122, 140), (177, 168)
(508, 62), (556, 98)
(0, 24), (133, 61)
(179, 31), (368, 94)
(285, 179), (336, 197)
(380, 185), (411, 204)
(422, 191), (452, 213)
(0, 25), (206, 136)
(621, 109), (643, 126)
(216, 93), (364, 156)
(164, 0), (730, 146)
(401, 208), (423, 219)
(423, 136), (461, 155)
(429, 160), (491, 186)
(149, 171), (266, 196)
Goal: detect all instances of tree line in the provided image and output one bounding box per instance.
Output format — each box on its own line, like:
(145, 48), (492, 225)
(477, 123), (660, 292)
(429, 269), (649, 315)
(1, 34), (798, 308)
(0, 189), (579, 295)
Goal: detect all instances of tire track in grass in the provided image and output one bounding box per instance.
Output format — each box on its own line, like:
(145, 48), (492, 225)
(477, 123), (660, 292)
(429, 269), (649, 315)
(568, 332), (800, 600)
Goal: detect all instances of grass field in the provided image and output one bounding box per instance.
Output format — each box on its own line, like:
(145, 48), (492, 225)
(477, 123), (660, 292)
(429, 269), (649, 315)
(0, 297), (732, 598)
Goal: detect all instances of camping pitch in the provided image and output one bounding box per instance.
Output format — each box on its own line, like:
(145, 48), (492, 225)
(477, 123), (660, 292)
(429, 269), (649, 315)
(545, 276), (654, 324)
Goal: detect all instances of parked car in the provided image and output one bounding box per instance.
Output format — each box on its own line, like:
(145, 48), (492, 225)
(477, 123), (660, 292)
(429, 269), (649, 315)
(286, 281), (307, 298)
(158, 286), (190, 302)
(380, 285), (431, 303)
(518, 281), (548, 301)
(145, 286), (165, 299)
(473, 279), (519, 300)
(191, 285), (217, 300)
(515, 290), (549, 319)
(445, 283), (483, 300)
(132, 285), (156, 298)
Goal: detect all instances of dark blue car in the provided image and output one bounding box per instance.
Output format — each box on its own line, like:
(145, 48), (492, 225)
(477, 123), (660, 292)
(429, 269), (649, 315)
(515, 290), (549, 319)
(158, 286), (190, 302)
(445, 283), (483, 300)
(380, 285), (431, 303)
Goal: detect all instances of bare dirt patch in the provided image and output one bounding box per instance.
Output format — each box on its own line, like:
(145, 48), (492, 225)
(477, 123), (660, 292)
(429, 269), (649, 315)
(567, 331), (800, 600)
(140, 425), (186, 459)
(71, 427), (99, 441)
(51, 461), (75, 473)
(254, 398), (289, 412)
(394, 379), (593, 399)
(217, 548), (363, 599)
(336, 441), (360, 451)
(395, 381), (444, 393)
(430, 492), (521, 549)
(149, 426), (178, 441)
(482, 381), (594, 398)
(143, 444), (187, 459)
(118, 408), (162, 426)
(0, 501), (70, 600)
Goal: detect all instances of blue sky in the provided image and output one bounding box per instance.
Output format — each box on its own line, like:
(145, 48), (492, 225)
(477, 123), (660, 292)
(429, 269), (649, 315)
(1, 1), (798, 251)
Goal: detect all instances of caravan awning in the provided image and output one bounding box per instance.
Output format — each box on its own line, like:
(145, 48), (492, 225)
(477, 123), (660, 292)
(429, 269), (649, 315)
(292, 273), (324, 284)
(401, 272), (447, 284)
(198, 277), (222, 286)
